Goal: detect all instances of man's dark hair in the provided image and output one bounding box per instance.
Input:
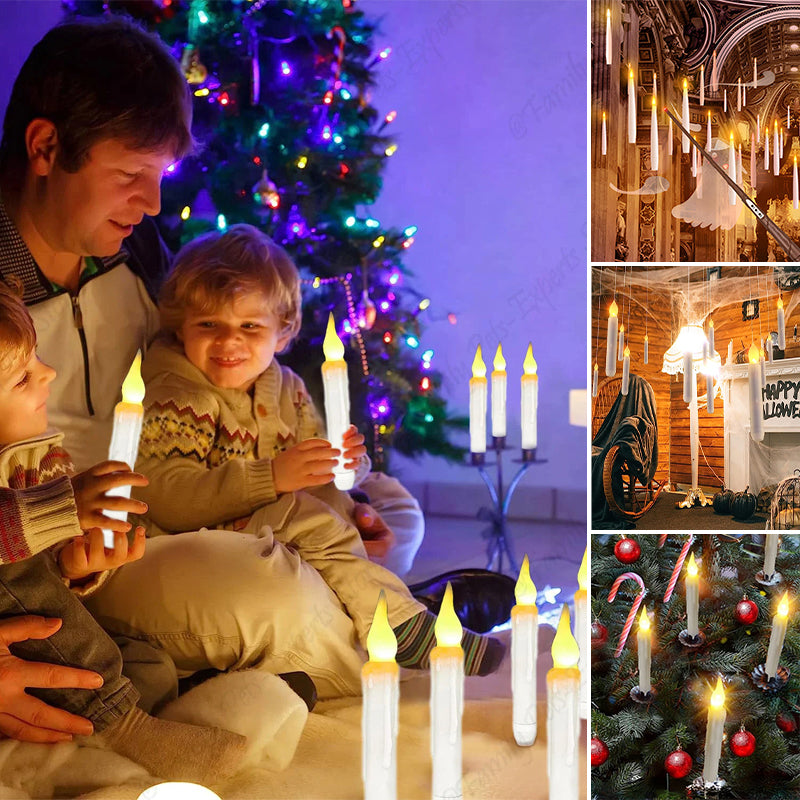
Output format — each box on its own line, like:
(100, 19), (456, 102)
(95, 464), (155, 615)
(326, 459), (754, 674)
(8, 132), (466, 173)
(0, 16), (194, 185)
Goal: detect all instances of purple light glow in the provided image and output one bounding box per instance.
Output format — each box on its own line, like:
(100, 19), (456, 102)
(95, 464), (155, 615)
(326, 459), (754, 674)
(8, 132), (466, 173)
(322, 125), (332, 141)
(379, 301), (390, 312)
(369, 396), (392, 419)
(388, 272), (400, 285)
(280, 61), (292, 76)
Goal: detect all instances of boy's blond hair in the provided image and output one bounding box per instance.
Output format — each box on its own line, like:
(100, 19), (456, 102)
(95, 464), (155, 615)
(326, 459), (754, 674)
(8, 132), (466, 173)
(159, 224), (302, 345)
(0, 280), (36, 373)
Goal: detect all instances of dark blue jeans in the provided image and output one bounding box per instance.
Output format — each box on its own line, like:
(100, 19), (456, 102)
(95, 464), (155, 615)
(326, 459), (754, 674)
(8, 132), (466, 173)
(0, 551), (149, 732)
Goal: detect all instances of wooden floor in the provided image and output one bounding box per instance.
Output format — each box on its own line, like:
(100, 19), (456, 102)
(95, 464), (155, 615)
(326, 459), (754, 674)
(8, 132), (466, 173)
(628, 490), (769, 530)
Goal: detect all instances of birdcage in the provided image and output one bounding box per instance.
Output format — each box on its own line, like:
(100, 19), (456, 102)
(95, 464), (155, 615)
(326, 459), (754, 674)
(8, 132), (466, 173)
(769, 470), (800, 530)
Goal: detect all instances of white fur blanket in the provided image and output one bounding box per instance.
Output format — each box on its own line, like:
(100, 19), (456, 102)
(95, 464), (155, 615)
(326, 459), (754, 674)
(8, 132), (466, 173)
(0, 629), (586, 800)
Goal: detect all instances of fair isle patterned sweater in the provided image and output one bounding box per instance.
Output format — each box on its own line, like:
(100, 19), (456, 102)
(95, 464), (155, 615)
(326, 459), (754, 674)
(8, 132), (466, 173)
(0, 432), (80, 563)
(136, 337), (369, 535)
(0, 432), (114, 597)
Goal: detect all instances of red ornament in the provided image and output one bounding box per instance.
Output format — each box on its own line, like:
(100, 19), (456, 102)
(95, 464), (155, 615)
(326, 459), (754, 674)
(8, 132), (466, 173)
(730, 728), (756, 757)
(735, 598), (759, 624)
(777, 712), (797, 733)
(614, 537), (641, 564)
(591, 621), (609, 648)
(591, 737), (609, 767)
(664, 749), (692, 779)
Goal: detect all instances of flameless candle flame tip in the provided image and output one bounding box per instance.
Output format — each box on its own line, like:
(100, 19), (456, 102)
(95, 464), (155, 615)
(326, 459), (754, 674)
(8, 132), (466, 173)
(523, 344), (537, 375)
(639, 606), (650, 632)
(749, 343), (760, 364)
(779, 592), (790, 618)
(434, 583), (463, 647)
(711, 676), (725, 708)
(609, 300), (618, 317)
(515, 554), (537, 605)
(493, 343), (506, 371)
(687, 551), (698, 577)
(121, 350), (145, 404)
(366, 591), (397, 662)
(551, 605), (579, 669)
(471, 345), (487, 378)
(323, 313), (345, 361)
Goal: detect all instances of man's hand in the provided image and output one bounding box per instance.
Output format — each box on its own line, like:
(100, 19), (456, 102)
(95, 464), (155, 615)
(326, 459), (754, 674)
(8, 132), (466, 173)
(272, 439), (339, 494)
(353, 503), (396, 563)
(58, 527), (147, 582)
(70, 461), (149, 533)
(341, 425), (366, 470)
(0, 616), (101, 742)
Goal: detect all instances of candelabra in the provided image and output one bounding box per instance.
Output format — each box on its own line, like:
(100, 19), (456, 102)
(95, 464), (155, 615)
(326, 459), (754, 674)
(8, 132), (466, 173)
(468, 437), (546, 576)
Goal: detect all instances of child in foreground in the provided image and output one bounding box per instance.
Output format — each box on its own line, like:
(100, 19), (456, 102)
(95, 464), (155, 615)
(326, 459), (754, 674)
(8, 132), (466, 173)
(136, 224), (505, 676)
(0, 283), (246, 782)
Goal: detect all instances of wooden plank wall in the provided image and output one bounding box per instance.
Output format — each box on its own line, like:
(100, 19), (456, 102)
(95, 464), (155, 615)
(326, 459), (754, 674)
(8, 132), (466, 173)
(593, 268), (798, 493)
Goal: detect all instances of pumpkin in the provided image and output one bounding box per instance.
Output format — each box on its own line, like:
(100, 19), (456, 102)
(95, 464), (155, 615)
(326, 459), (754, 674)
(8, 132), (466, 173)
(731, 486), (757, 520)
(712, 487), (735, 514)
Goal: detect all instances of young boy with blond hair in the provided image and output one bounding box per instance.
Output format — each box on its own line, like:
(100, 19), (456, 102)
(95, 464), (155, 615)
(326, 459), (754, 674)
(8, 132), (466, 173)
(0, 282), (246, 781)
(137, 223), (505, 676)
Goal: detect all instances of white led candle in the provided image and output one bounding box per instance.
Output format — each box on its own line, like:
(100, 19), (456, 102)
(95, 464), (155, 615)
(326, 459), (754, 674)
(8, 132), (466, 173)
(668, 116), (674, 156)
(737, 77), (741, 112)
(430, 583), (464, 800)
(469, 346), (487, 454)
(794, 156), (798, 209)
(748, 344), (764, 442)
(644, 334), (649, 364)
(778, 298), (786, 350)
(521, 344), (538, 451)
(362, 592), (398, 800)
(601, 111), (607, 155)
(765, 125), (770, 170)
(592, 362), (599, 397)
(723, 88), (727, 113)
(685, 552), (699, 636)
(751, 134), (757, 191)
(706, 111), (712, 151)
(765, 592), (789, 679)
(605, 300), (618, 376)
(574, 549), (588, 720)
(321, 314), (355, 490)
(547, 606), (580, 800)
(703, 677), (726, 784)
(605, 9), (612, 65)
(491, 344), (507, 439)
(636, 606), (652, 693)
(708, 318), (715, 353)
(699, 64), (704, 106)
(754, 57), (758, 88)
(774, 122), (780, 176)
(728, 134), (737, 206)
(104, 350), (145, 549)
(512, 555), (538, 745)
(621, 346), (631, 395)
(618, 323), (625, 361)
(682, 78), (690, 153)
(628, 66), (637, 144)
(764, 532), (779, 577)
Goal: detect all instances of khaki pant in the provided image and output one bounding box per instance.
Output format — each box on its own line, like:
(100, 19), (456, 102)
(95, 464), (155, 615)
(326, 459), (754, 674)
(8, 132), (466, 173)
(85, 492), (423, 699)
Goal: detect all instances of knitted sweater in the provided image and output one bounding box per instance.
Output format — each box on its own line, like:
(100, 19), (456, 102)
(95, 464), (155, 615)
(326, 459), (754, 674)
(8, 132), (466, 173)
(0, 432), (80, 563)
(137, 337), (370, 535)
(0, 431), (113, 597)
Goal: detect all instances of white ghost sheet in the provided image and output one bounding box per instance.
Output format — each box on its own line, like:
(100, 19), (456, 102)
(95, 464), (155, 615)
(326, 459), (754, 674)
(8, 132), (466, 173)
(672, 138), (746, 230)
(610, 175), (670, 195)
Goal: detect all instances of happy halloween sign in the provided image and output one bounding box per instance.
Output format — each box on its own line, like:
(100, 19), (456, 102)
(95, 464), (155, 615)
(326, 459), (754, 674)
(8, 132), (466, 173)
(762, 378), (800, 422)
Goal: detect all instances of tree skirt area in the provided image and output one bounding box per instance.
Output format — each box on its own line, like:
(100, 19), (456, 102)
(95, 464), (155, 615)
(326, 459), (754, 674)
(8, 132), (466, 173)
(628, 491), (768, 530)
(0, 627), (585, 800)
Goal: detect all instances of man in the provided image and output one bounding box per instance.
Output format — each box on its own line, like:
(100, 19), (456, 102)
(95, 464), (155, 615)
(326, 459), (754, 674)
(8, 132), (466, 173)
(0, 15), (365, 746)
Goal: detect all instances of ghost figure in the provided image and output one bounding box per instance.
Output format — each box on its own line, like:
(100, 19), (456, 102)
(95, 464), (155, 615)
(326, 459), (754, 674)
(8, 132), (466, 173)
(672, 137), (745, 230)
(610, 175), (670, 195)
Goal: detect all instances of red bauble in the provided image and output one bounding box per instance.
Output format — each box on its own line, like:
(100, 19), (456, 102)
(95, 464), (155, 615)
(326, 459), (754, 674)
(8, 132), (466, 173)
(614, 537), (641, 564)
(777, 712), (798, 733)
(591, 621), (609, 648)
(735, 598), (759, 625)
(664, 749), (692, 779)
(591, 737), (609, 767)
(730, 729), (756, 757)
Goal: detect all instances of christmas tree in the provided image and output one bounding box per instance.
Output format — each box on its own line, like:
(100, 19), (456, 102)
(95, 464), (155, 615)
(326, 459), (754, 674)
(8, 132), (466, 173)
(66, 0), (467, 469)
(591, 534), (800, 800)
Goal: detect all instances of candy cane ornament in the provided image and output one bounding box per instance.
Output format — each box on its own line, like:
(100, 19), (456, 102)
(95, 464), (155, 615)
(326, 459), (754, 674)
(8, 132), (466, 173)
(658, 534), (668, 548)
(327, 26), (347, 88)
(663, 534), (695, 603)
(607, 572), (647, 657)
